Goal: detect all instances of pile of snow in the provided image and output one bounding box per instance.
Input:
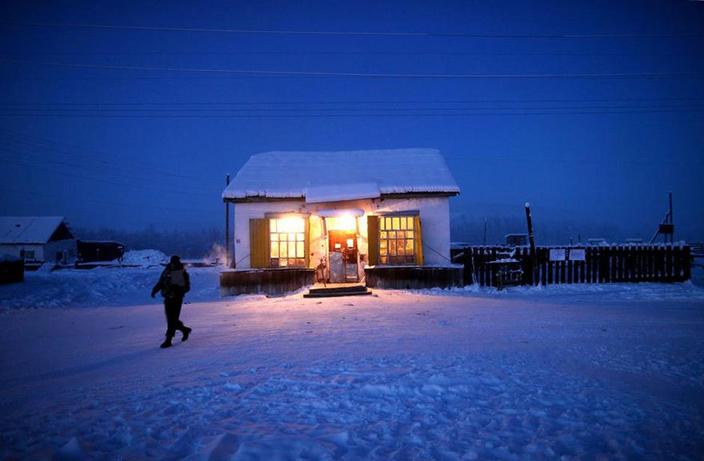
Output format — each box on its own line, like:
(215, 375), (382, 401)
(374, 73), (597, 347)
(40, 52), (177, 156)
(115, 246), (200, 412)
(121, 249), (168, 267)
(0, 267), (221, 309)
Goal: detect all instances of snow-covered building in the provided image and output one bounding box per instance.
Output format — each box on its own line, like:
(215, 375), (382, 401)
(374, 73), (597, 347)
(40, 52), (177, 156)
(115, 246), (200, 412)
(0, 216), (76, 267)
(221, 149), (462, 294)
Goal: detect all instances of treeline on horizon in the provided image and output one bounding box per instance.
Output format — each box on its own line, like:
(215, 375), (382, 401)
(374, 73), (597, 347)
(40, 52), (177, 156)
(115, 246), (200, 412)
(450, 214), (634, 246)
(76, 226), (223, 259)
(75, 214), (644, 261)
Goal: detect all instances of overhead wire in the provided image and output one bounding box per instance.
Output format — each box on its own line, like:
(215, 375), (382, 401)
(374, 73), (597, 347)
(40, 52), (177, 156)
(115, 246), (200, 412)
(2, 21), (703, 38)
(2, 59), (701, 79)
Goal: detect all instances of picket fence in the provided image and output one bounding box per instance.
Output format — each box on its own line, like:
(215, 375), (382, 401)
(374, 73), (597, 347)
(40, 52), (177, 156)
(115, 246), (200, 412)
(451, 244), (692, 287)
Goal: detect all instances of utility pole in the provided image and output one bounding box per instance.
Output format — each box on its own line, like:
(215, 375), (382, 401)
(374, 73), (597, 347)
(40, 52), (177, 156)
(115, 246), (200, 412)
(649, 192), (675, 244)
(669, 191), (674, 243)
(225, 174), (230, 267)
(524, 202), (537, 284)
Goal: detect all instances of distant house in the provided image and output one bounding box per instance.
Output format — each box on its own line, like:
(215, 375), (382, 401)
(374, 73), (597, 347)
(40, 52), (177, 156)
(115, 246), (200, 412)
(0, 216), (76, 267)
(221, 149), (462, 294)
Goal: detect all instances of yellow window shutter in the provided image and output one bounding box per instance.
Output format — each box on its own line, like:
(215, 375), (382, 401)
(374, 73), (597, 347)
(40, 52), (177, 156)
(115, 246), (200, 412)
(367, 215), (379, 266)
(249, 218), (270, 268)
(304, 217), (311, 268)
(414, 215), (424, 266)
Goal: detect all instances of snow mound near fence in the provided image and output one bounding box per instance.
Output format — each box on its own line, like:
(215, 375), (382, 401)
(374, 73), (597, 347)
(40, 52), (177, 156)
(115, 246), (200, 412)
(0, 267), (221, 310)
(121, 249), (168, 266)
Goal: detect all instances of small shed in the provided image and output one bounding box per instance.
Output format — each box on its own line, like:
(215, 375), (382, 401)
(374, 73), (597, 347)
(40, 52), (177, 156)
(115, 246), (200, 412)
(77, 240), (125, 263)
(0, 216), (76, 268)
(0, 254), (23, 284)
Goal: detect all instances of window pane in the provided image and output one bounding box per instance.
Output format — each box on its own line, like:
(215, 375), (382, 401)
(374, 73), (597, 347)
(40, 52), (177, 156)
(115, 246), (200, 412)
(288, 242), (296, 258)
(280, 258), (288, 267)
(270, 219), (277, 233)
(392, 217), (400, 230)
(271, 242), (279, 258)
(380, 255), (388, 264)
(280, 242), (288, 258)
(389, 240), (397, 256)
(271, 233), (279, 241)
(407, 217), (414, 229)
(287, 232), (294, 242)
(385, 217), (392, 230)
(380, 231), (387, 239)
(380, 240), (387, 249)
(380, 218), (385, 230)
(397, 239), (405, 256)
(380, 247), (387, 256)
(389, 231), (396, 239)
(296, 233), (304, 241)
(406, 230), (414, 239)
(296, 241), (304, 257)
(405, 239), (414, 254)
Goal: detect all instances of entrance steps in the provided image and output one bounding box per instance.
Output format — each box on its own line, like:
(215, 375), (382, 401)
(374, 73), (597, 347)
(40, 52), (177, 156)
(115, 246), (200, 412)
(303, 284), (372, 298)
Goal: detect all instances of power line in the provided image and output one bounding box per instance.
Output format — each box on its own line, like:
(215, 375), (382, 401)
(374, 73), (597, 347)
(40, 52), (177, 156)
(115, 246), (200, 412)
(2, 108), (703, 119)
(3, 59), (701, 79)
(1, 97), (703, 106)
(2, 21), (702, 38)
(0, 128), (212, 183)
(1, 50), (699, 57)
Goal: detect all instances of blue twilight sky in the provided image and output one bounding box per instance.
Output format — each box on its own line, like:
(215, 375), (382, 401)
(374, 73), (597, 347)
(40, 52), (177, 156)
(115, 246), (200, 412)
(1, 0), (703, 242)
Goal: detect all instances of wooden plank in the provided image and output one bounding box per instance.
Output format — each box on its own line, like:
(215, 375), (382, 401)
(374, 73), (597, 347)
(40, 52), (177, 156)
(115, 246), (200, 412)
(585, 247), (592, 283)
(683, 246), (692, 281)
(673, 245), (682, 282)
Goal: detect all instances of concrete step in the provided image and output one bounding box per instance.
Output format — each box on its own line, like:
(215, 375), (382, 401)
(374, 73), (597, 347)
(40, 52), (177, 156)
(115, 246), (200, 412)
(303, 284), (372, 298)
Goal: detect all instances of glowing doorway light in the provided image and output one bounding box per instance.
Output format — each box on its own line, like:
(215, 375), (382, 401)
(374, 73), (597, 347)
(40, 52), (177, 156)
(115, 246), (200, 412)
(327, 214), (357, 231)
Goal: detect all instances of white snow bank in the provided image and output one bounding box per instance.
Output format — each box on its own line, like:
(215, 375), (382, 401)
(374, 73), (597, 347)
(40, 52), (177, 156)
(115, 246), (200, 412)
(121, 249), (168, 267)
(0, 267), (221, 309)
(416, 280), (704, 303)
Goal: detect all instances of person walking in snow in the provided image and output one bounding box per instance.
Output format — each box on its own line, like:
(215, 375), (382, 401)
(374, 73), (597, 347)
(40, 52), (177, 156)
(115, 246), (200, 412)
(151, 255), (192, 348)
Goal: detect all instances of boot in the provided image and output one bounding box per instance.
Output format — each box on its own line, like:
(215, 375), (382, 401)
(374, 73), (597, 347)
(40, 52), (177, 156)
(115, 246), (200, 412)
(160, 338), (172, 349)
(181, 327), (192, 342)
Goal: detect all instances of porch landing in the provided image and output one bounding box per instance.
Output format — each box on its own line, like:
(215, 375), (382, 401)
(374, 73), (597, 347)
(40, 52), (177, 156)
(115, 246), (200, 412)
(304, 283), (372, 298)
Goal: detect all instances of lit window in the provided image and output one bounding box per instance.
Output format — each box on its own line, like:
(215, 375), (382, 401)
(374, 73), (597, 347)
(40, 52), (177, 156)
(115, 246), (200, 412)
(270, 217), (305, 267)
(379, 215), (416, 265)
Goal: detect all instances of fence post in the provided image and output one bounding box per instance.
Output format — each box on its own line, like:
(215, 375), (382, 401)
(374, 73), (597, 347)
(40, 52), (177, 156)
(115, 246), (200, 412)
(683, 245), (692, 281)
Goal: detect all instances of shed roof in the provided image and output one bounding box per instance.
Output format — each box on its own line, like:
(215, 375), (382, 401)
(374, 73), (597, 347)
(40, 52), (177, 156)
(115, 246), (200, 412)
(0, 216), (70, 244)
(222, 148), (460, 202)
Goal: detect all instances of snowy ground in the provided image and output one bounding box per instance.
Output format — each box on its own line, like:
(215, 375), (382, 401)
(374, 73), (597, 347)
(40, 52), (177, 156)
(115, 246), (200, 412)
(1, 268), (704, 460)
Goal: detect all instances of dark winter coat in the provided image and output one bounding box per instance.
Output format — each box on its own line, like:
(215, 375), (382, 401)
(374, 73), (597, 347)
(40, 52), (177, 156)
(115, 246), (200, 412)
(151, 262), (191, 299)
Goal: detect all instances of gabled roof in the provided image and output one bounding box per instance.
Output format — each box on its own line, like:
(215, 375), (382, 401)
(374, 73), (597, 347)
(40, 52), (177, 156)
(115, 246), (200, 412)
(0, 216), (72, 244)
(222, 148), (460, 202)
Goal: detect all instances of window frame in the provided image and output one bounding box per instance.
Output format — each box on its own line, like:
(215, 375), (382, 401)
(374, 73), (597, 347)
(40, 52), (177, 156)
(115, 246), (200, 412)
(268, 217), (306, 268)
(378, 213), (418, 265)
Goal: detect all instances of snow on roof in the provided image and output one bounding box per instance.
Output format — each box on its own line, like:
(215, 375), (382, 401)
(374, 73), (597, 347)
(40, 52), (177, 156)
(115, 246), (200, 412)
(0, 216), (68, 244)
(222, 149), (460, 202)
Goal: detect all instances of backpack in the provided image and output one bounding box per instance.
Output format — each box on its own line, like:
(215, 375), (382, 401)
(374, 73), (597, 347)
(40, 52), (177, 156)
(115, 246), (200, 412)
(169, 269), (186, 288)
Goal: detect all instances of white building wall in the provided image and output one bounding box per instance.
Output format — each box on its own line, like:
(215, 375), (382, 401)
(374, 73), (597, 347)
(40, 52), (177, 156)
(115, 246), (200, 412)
(0, 244), (45, 261)
(232, 195), (452, 270)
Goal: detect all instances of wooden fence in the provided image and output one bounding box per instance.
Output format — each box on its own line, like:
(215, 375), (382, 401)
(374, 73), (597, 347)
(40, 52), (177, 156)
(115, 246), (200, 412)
(451, 244), (692, 287)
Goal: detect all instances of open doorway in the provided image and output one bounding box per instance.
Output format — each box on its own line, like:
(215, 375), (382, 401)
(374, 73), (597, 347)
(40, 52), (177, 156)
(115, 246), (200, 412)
(328, 230), (359, 283)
